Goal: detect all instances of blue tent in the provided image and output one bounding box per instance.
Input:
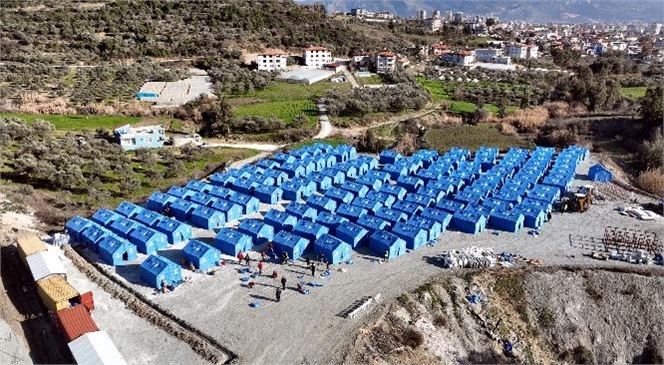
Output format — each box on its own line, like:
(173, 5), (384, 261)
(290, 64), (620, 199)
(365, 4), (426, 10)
(481, 197), (514, 212)
(215, 228), (253, 256)
(306, 195), (337, 213)
(391, 222), (428, 250)
(321, 154), (337, 169)
(426, 180), (455, 196)
(405, 193), (436, 208)
(273, 231), (310, 261)
(365, 170), (390, 183)
(320, 169), (346, 185)
(185, 180), (213, 193)
(522, 197), (552, 214)
(263, 170), (289, 186)
(330, 149), (349, 163)
(273, 153), (296, 164)
(232, 178), (258, 196)
(254, 185), (283, 205)
(380, 185), (408, 201)
(421, 207), (454, 229)
(357, 155), (379, 170)
(292, 178), (317, 198)
(257, 159), (281, 170)
(190, 206), (225, 230)
(81, 226), (111, 252)
(208, 172), (236, 187)
(436, 199), (466, 214)
(147, 192), (177, 212)
(333, 163), (358, 180)
(187, 192), (218, 207)
(279, 162), (306, 179)
(257, 175), (277, 187)
(341, 181), (368, 198)
(356, 215), (391, 234)
(98, 237), (137, 266)
(263, 209), (298, 233)
(285, 202), (318, 221)
(139, 254), (183, 289)
(369, 231), (406, 260)
(299, 159), (316, 175)
(336, 204), (368, 222)
(293, 220), (329, 242)
(91, 208), (121, 227)
(334, 221), (369, 248)
(351, 197), (383, 214)
(169, 199), (200, 222)
(383, 164), (409, 180)
(325, 187), (355, 205)
(397, 175), (424, 193)
(208, 185), (235, 200)
(488, 211), (525, 233)
(115, 201), (143, 218)
(379, 150), (403, 164)
(211, 199), (243, 222)
(310, 174), (333, 192)
(65, 216), (94, 242)
(154, 218), (193, 244)
(315, 211), (349, 230)
(226, 169), (251, 179)
(183, 240), (221, 272)
(416, 187), (447, 204)
(281, 181), (306, 202)
(374, 208), (408, 225)
(314, 234), (352, 264)
(229, 193), (260, 215)
(451, 211), (487, 234)
(128, 225), (168, 255)
(355, 175), (383, 192)
(108, 217), (139, 238)
(238, 219), (274, 244)
(289, 148), (311, 160)
(167, 186), (195, 199)
(511, 205), (546, 228)
(365, 191), (396, 209)
(349, 159), (369, 176)
(392, 201), (423, 218)
(407, 216), (442, 241)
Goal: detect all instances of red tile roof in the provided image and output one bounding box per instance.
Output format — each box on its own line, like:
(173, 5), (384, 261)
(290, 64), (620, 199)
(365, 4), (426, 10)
(431, 43), (449, 49)
(378, 51), (396, 57)
(304, 46), (329, 51)
(56, 305), (99, 343)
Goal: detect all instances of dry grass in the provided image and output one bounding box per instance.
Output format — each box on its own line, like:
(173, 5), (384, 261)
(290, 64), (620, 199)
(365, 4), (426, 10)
(503, 106), (549, 133)
(636, 168), (664, 197)
(420, 112), (463, 128)
(396, 133), (419, 156)
(499, 122), (518, 136)
(400, 327), (425, 348)
(543, 101), (570, 119)
(16, 92), (76, 115)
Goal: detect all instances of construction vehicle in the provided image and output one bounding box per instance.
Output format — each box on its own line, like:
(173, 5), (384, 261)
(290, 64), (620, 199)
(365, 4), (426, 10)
(556, 185), (595, 213)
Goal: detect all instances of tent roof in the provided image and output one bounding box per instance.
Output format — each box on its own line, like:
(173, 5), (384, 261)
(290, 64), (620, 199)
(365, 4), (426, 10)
(274, 231), (308, 248)
(215, 228), (250, 244)
(140, 254), (180, 276)
(183, 239), (217, 259)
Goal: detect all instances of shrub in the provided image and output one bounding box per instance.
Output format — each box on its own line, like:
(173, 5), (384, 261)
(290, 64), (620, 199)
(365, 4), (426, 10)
(433, 314), (447, 327)
(395, 133), (419, 156)
(499, 122), (518, 136)
(543, 101), (570, 119)
(503, 106), (549, 133)
(400, 327), (425, 348)
(636, 168), (664, 197)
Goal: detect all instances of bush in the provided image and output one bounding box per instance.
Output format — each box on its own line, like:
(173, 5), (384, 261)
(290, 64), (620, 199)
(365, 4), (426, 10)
(636, 168), (664, 197)
(499, 122), (518, 136)
(503, 106), (549, 133)
(543, 101), (570, 119)
(400, 327), (425, 348)
(433, 314), (447, 327)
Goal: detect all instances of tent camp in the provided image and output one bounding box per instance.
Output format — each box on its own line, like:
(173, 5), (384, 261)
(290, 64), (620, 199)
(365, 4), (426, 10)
(214, 228), (253, 256)
(263, 209), (298, 232)
(588, 164), (612, 182)
(369, 230), (406, 260)
(293, 220), (329, 242)
(115, 201), (143, 218)
(285, 202), (318, 221)
(98, 236), (137, 266)
(238, 219), (275, 244)
(190, 206), (225, 230)
(314, 234), (352, 264)
(390, 222), (428, 250)
(154, 218), (193, 244)
(132, 209), (164, 228)
(273, 231), (310, 261)
(65, 216), (94, 242)
(511, 205), (546, 228)
(407, 215), (442, 241)
(315, 211), (349, 230)
(336, 204), (368, 222)
(139, 254), (183, 290)
(128, 225), (168, 255)
(334, 221), (369, 248)
(404, 193), (436, 208)
(166, 186), (195, 199)
(183, 240), (221, 271)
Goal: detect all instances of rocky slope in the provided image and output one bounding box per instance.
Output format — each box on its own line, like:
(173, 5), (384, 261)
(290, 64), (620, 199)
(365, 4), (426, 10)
(345, 266), (664, 364)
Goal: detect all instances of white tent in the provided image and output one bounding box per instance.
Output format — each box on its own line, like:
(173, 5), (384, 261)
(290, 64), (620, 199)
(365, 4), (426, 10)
(68, 331), (127, 365)
(26, 251), (66, 282)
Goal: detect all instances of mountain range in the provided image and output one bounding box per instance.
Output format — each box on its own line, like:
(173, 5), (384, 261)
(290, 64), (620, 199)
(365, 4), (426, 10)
(300, 0), (664, 23)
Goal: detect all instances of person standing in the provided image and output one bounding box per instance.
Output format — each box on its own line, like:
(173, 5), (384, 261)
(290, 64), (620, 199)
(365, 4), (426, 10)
(257, 261), (264, 275)
(244, 253), (251, 266)
(237, 251), (244, 264)
(310, 263), (316, 277)
(383, 250), (389, 263)
(275, 287), (282, 302)
(305, 257), (310, 268)
(281, 276), (287, 290)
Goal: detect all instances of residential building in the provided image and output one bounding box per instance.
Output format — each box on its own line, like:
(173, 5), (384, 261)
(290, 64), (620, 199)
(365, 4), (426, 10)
(304, 46), (332, 69)
(375, 51), (397, 73)
(350, 8), (373, 17)
(432, 10), (440, 18)
(257, 50), (288, 72)
(441, 51), (476, 66)
(114, 124), (166, 151)
(425, 17), (443, 32)
(351, 52), (373, 71)
(444, 11), (453, 21)
(417, 10), (427, 20)
(475, 48), (503, 62)
(453, 12), (464, 23)
(505, 43), (539, 59)
(374, 12), (394, 19)
(430, 42), (450, 56)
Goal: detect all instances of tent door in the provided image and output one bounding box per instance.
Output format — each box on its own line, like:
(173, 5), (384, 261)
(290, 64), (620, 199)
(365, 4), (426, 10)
(122, 251), (129, 261)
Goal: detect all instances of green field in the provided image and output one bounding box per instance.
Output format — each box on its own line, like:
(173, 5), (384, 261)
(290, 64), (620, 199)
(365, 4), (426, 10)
(0, 112), (140, 131)
(620, 86), (647, 99)
(424, 124), (534, 152)
(416, 77), (518, 114)
(231, 81), (351, 126)
(356, 74), (384, 86)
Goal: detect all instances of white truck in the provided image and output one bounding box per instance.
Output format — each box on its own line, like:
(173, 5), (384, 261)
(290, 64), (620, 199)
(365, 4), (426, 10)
(170, 133), (204, 147)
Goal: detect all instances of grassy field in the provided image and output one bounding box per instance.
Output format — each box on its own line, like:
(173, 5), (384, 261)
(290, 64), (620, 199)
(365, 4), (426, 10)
(424, 124), (534, 152)
(416, 77), (518, 114)
(231, 81), (351, 126)
(356, 74), (384, 86)
(620, 86), (647, 99)
(0, 112), (140, 131)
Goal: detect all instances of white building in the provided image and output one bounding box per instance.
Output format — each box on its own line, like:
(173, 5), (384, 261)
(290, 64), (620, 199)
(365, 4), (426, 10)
(418, 10), (427, 20)
(504, 43), (539, 59)
(444, 11), (453, 21)
(303, 46), (332, 69)
(257, 50), (288, 72)
(375, 51), (397, 73)
(432, 10), (440, 18)
(441, 51), (475, 66)
(425, 17), (443, 32)
(475, 48), (503, 62)
(453, 12), (464, 23)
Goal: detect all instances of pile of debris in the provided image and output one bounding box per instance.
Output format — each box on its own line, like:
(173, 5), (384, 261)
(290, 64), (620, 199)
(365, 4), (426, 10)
(439, 247), (496, 268)
(587, 250), (664, 265)
(618, 206), (660, 221)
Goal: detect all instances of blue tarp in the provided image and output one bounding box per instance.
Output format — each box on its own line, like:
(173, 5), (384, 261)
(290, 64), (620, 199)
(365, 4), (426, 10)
(183, 240), (221, 271)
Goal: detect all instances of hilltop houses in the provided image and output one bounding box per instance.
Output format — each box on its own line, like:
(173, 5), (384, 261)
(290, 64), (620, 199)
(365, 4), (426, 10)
(304, 46), (333, 69)
(257, 50), (288, 72)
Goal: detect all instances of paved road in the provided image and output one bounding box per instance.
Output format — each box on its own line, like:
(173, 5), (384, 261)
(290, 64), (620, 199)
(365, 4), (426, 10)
(342, 67), (360, 88)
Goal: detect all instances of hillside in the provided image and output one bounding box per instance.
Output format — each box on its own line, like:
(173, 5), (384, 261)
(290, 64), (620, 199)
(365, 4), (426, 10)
(346, 266), (664, 364)
(308, 0), (664, 23)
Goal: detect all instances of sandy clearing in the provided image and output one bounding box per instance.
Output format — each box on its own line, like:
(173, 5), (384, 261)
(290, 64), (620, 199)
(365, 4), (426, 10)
(0, 319), (31, 365)
(68, 153), (664, 364)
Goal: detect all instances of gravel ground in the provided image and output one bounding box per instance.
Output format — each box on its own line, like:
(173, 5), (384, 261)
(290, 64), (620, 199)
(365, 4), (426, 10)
(70, 154), (663, 364)
(0, 319), (31, 365)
